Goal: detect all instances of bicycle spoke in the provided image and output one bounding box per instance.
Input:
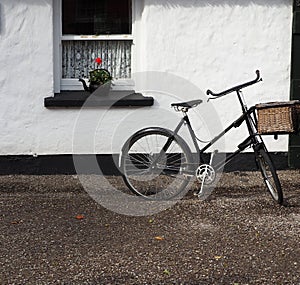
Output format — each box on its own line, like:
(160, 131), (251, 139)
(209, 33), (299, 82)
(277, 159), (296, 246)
(125, 155), (149, 166)
(121, 131), (192, 200)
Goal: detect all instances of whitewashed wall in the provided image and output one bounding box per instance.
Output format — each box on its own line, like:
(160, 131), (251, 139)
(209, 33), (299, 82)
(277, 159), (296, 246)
(137, 0), (293, 152)
(0, 0), (293, 155)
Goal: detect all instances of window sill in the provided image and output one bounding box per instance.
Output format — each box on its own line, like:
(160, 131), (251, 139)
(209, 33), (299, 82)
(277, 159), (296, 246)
(44, 90), (154, 108)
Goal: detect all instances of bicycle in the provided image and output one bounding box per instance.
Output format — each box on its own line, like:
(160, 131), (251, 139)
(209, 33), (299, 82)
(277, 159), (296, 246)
(119, 70), (284, 204)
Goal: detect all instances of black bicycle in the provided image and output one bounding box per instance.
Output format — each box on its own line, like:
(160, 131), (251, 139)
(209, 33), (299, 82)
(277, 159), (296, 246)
(120, 71), (283, 204)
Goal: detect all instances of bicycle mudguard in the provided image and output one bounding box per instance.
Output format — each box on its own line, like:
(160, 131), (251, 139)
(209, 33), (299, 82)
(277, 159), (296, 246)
(121, 127), (193, 156)
(121, 127), (176, 152)
(132, 127), (175, 137)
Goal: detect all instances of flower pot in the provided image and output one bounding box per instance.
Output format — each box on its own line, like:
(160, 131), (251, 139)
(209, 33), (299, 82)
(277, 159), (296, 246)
(91, 81), (112, 97)
(78, 79), (111, 96)
(89, 83), (101, 93)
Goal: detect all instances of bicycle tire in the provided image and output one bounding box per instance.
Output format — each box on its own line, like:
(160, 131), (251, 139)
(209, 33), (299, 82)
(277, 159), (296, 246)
(120, 128), (193, 200)
(255, 146), (283, 204)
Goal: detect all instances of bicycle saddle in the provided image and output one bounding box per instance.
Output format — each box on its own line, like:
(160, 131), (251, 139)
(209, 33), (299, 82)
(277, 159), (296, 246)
(171, 99), (203, 110)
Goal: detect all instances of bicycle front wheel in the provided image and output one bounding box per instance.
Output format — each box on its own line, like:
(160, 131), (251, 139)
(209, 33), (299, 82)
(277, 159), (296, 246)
(120, 129), (193, 200)
(255, 146), (283, 204)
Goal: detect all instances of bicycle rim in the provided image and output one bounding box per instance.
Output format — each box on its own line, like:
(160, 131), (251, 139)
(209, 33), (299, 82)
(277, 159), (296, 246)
(256, 148), (283, 204)
(121, 130), (193, 200)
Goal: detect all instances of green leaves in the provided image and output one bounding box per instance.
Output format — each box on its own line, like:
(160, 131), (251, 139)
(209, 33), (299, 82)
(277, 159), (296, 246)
(89, 68), (112, 85)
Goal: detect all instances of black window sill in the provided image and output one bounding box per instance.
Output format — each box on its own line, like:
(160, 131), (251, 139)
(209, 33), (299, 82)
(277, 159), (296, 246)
(44, 90), (154, 108)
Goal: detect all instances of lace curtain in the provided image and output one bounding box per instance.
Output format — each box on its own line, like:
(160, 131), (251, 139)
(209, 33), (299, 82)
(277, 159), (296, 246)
(62, 40), (132, 79)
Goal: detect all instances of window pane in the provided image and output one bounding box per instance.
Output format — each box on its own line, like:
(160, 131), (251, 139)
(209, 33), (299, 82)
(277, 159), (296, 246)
(62, 40), (132, 79)
(62, 0), (131, 35)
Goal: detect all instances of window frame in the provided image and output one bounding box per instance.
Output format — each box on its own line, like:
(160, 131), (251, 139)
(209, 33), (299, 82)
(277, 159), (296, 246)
(53, 0), (136, 93)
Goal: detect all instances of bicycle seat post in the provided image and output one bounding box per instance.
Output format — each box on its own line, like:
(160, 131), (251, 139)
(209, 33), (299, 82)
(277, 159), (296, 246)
(182, 108), (191, 125)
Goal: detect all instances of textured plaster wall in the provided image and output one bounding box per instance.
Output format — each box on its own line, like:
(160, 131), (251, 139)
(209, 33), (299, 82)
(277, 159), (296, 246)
(0, 0), (293, 155)
(138, 0), (293, 152)
(0, 0), (55, 155)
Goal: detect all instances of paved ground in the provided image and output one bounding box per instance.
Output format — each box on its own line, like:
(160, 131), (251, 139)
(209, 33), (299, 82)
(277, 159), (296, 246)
(1, 171), (300, 284)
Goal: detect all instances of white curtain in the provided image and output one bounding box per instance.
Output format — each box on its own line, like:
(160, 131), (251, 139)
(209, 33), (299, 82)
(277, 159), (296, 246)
(62, 40), (132, 79)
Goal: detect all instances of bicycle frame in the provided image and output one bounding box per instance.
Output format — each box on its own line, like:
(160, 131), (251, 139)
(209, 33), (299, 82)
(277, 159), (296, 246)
(170, 90), (261, 172)
(121, 70), (284, 204)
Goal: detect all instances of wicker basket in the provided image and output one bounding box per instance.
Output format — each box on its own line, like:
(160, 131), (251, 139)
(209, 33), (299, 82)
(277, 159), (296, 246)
(256, 101), (300, 134)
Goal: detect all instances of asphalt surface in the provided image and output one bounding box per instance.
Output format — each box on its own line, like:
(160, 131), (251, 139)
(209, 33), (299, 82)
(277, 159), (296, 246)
(1, 171), (300, 284)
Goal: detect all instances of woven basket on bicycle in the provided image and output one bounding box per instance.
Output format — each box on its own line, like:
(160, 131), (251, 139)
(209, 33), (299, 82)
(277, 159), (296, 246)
(256, 100), (300, 134)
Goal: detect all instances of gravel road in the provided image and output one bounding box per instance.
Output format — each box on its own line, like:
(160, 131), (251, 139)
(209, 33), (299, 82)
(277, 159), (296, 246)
(0, 171), (300, 284)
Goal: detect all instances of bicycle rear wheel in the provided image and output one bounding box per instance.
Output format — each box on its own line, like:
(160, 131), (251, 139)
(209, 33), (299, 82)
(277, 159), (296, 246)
(255, 146), (283, 204)
(120, 129), (193, 200)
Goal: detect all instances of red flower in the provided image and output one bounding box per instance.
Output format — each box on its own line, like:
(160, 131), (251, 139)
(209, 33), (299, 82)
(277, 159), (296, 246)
(95, 57), (102, 65)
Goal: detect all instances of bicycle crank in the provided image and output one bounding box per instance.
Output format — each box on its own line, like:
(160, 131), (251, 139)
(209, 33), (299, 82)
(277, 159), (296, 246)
(196, 164), (216, 185)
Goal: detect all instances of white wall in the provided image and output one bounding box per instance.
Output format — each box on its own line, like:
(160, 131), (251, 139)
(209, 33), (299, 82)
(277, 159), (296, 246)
(0, 0), (55, 155)
(137, 0), (293, 152)
(0, 0), (293, 155)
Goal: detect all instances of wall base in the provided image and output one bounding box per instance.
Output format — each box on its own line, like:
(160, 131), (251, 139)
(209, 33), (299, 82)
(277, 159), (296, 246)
(0, 153), (289, 175)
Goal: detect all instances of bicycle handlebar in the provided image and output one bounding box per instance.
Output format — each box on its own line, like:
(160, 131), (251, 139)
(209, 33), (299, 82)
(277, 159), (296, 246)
(206, 70), (262, 97)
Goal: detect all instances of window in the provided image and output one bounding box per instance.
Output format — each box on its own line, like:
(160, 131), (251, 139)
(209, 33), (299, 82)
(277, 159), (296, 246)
(54, 0), (133, 91)
(62, 0), (131, 35)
